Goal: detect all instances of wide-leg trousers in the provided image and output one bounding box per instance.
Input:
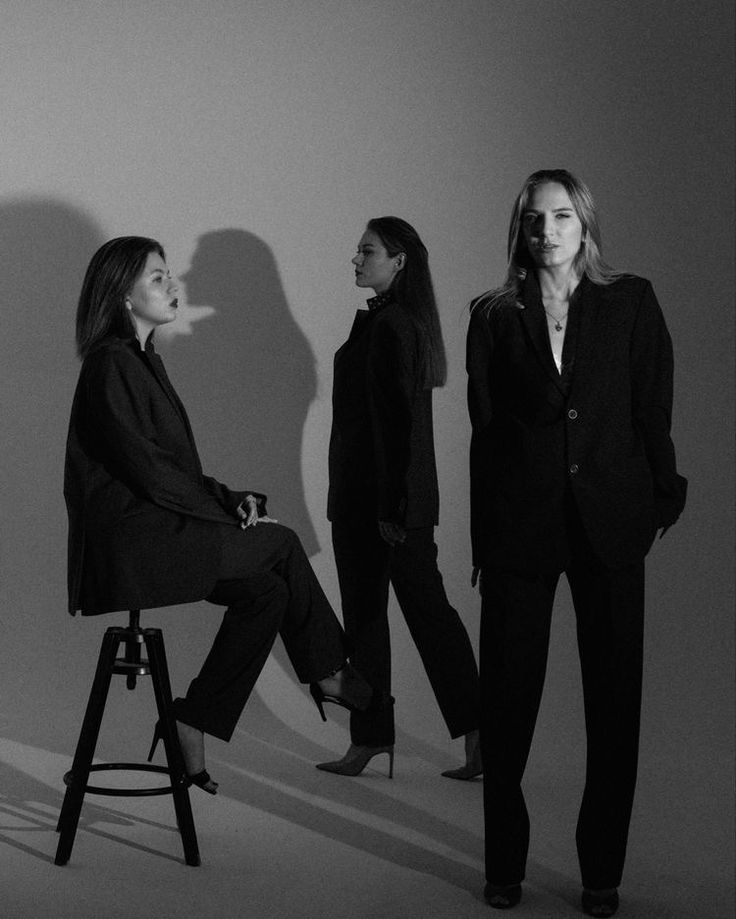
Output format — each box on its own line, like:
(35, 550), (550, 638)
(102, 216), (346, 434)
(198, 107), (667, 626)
(332, 518), (479, 747)
(175, 523), (346, 741)
(479, 517), (645, 891)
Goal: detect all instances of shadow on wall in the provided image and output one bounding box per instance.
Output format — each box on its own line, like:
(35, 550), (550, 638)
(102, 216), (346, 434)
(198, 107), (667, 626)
(160, 228), (319, 557)
(0, 198), (106, 745)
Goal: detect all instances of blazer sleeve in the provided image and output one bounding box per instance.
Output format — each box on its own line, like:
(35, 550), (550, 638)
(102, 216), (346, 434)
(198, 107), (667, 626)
(202, 476), (268, 517)
(630, 282), (687, 528)
(466, 304), (496, 567)
(467, 303), (495, 432)
(366, 313), (418, 523)
(87, 350), (246, 526)
(465, 307), (493, 568)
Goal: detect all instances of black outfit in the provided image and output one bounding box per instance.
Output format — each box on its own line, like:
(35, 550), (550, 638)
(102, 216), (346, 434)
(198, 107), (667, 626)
(467, 273), (687, 890)
(328, 294), (479, 746)
(64, 335), (345, 740)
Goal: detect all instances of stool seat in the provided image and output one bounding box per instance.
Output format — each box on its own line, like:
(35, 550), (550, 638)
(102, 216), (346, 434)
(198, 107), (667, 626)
(55, 610), (200, 866)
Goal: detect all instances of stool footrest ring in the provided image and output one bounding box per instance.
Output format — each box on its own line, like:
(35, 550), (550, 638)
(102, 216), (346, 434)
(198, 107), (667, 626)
(64, 762), (188, 797)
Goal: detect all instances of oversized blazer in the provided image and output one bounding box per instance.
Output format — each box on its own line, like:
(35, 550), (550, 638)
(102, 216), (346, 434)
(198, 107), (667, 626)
(327, 298), (439, 528)
(466, 272), (687, 572)
(64, 336), (264, 615)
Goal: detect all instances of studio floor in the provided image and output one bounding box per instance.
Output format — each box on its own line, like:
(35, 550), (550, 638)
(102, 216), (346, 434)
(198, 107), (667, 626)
(0, 656), (732, 919)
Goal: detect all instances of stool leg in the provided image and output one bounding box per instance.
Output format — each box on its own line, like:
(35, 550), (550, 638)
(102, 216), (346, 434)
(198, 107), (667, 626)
(55, 628), (121, 866)
(146, 629), (201, 867)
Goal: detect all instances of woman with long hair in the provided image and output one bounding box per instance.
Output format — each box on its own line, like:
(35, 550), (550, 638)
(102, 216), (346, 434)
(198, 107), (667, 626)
(319, 216), (481, 779)
(65, 236), (379, 794)
(467, 171), (687, 912)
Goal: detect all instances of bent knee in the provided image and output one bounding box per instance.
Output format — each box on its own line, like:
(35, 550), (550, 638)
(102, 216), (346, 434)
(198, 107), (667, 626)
(249, 571), (289, 605)
(269, 522), (303, 553)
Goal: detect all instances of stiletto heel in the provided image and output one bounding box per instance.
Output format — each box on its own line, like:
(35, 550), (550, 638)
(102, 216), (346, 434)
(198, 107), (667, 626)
(316, 744), (395, 778)
(147, 721), (163, 763)
(309, 685), (327, 722)
(309, 664), (393, 720)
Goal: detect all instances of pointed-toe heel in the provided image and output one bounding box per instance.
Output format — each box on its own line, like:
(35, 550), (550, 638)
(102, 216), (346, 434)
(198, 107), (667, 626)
(441, 763), (483, 780)
(316, 745), (394, 778)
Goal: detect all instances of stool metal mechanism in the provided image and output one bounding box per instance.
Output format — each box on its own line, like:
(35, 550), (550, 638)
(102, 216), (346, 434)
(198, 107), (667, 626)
(55, 610), (200, 866)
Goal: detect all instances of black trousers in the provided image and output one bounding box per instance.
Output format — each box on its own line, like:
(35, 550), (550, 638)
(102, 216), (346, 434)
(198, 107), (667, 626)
(175, 523), (345, 741)
(332, 518), (479, 747)
(480, 508), (645, 891)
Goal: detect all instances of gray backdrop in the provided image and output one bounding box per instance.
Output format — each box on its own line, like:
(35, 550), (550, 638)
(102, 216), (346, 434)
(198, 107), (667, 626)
(0, 0), (732, 910)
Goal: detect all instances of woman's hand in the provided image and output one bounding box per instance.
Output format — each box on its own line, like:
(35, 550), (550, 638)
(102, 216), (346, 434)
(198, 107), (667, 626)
(378, 520), (406, 546)
(237, 494), (278, 529)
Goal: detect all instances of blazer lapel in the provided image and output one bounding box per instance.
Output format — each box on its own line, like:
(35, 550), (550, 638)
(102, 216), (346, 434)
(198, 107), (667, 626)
(519, 272), (566, 394)
(568, 276), (604, 399)
(143, 344), (203, 465)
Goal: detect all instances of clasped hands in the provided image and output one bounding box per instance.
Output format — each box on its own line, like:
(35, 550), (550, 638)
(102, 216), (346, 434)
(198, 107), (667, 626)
(237, 494), (278, 530)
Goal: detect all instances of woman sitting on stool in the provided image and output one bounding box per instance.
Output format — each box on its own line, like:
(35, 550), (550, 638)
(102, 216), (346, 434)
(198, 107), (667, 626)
(64, 236), (380, 794)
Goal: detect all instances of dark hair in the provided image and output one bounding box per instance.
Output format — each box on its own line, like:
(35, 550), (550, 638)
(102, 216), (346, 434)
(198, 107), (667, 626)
(75, 236), (165, 358)
(474, 169), (623, 312)
(366, 216), (446, 388)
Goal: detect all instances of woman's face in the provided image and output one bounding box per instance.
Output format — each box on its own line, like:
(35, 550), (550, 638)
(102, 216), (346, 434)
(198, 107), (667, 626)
(125, 251), (179, 339)
(521, 182), (583, 274)
(351, 230), (403, 294)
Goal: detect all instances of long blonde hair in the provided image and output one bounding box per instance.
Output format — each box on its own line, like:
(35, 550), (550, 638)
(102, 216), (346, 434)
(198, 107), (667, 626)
(474, 169), (623, 312)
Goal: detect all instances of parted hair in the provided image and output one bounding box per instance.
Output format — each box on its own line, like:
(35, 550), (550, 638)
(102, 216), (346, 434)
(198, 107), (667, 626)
(367, 216), (447, 389)
(75, 236), (165, 358)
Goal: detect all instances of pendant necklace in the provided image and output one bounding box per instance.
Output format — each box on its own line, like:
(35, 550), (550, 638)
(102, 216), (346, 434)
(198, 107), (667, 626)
(544, 308), (568, 332)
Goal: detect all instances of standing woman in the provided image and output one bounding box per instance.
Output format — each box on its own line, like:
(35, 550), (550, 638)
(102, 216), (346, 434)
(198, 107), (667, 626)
(65, 237), (376, 794)
(467, 170), (687, 913)
(319, 216), (481, 779)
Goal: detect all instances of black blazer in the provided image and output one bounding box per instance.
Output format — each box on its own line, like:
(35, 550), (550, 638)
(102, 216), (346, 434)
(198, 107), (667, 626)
(327, 299), (439, 527)
(466, 273), (687, 572)
(64, 336), (264, 615)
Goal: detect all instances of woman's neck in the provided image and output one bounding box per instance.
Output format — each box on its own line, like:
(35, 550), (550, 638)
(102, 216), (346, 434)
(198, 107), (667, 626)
(536, 266), (581, 303)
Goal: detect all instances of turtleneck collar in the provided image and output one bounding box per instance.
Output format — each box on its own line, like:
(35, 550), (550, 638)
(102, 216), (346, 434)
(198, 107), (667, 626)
(366, 290), (394, 312)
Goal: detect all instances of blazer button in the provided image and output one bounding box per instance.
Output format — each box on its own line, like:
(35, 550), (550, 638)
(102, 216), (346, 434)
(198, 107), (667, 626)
(567, 408), (578, 419)
(569, 463), (579, 475)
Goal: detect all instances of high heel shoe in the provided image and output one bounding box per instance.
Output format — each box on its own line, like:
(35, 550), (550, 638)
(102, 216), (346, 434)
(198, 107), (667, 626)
(147, 719), (218, 795)
(147, 720), (164, 763)
(581, 889), (619, 917)
(441, 729), (483, 780)
(316, 744), (394, 778)
(309, 663), (392, 722)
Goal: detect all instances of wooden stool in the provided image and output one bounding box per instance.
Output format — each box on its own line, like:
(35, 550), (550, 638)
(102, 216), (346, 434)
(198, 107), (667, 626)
(55, 610), (200, 866)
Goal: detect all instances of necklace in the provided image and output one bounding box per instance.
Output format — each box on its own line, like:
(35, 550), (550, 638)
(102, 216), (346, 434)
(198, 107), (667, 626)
(544, 308), (568, 332)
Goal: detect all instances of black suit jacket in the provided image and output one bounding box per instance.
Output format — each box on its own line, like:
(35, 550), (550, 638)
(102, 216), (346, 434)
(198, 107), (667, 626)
(64, 336), (264, 615)
(466, 273), (687, 572)
(327, 300), (439, 527)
